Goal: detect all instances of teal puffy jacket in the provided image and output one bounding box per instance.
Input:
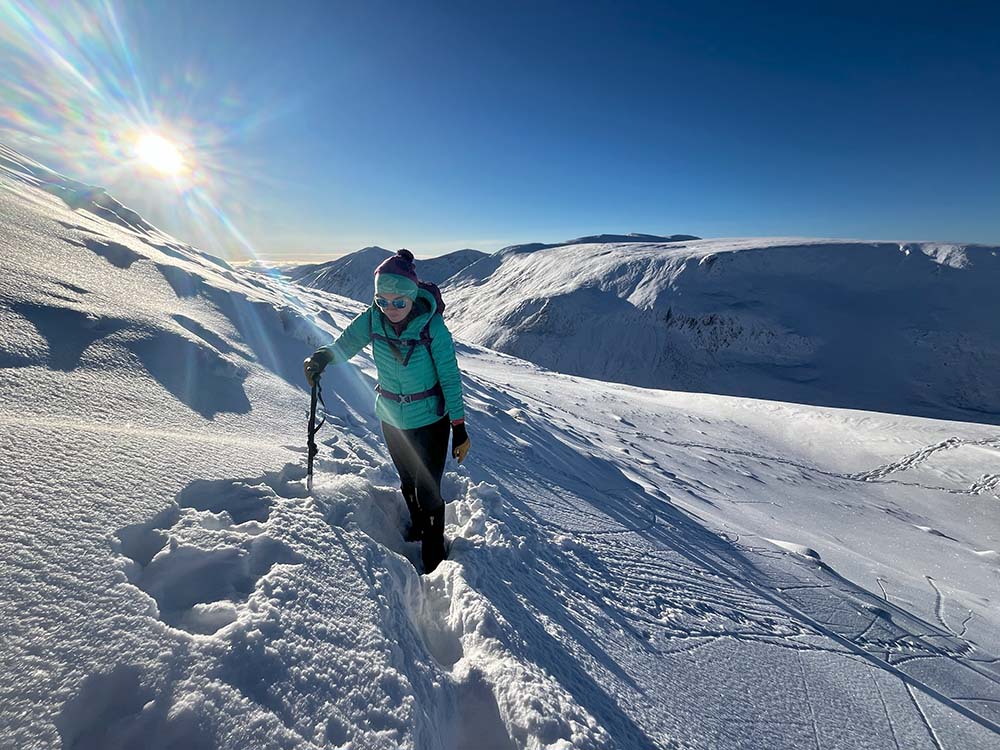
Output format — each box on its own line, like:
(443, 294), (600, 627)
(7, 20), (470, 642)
(319, 288), (465, 429)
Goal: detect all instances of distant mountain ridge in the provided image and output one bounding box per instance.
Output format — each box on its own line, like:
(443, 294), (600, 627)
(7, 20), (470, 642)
(286, 246), (488, 303)
(442, 236), (1000, 425)
(500, 233), (700, 256)
(446, 233), (701, 287)
(283, 234), (699, 304)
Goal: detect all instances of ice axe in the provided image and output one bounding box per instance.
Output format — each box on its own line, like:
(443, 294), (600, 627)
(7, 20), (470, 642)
(307, 375), (326, 493)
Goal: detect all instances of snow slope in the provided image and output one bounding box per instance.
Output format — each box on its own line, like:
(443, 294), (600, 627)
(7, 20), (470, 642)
(443, 237), (1000, 425)
(2, 145), (999, 749)
(286, 247), (488, 303)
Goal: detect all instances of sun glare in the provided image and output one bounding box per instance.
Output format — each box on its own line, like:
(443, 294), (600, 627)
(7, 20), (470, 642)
(135, 133), (185, 175)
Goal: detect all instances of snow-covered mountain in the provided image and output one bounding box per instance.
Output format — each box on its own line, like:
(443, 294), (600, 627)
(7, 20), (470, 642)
(443, 237), (1000, 425)
(286, 246), (488, 303)
(2, 145), (1000, 749)
(418, 248), (490, 286)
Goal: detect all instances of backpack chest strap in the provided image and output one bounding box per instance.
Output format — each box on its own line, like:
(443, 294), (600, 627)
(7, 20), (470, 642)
(370, 329), (433, 366)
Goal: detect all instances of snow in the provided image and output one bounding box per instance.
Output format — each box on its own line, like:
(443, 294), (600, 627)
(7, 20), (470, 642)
(2, 144), (1000, 749)
(442, 235), (1000, 425)
(285, 247), (487, 304)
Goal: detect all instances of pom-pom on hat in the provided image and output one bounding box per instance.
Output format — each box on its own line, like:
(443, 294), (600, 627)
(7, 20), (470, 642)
(375, 249), (419, 298)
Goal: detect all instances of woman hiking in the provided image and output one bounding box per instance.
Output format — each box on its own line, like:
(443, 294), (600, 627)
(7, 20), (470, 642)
(303, 249), (470, 574)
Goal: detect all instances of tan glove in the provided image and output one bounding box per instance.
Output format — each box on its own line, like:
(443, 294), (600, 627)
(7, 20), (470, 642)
(451, 421), (470, 464)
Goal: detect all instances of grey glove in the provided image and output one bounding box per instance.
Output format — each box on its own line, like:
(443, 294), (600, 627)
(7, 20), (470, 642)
(303, 349), (332, 387)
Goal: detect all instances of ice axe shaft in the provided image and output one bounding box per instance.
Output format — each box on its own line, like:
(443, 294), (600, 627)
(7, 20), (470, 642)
(307, 376), (324, 493)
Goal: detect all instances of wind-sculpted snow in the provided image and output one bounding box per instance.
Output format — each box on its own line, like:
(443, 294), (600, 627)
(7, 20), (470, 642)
(54, 664), (215, 750)
(444, 237), (1000, 425)
(3, 145), (1000, 748)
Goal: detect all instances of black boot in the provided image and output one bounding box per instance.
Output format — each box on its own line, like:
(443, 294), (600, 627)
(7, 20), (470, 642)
(422, 507), (447, 574)
(402, 488), (424, 542)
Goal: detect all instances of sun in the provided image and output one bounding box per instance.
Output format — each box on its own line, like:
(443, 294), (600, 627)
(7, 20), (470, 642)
(134, 133), (185, 175)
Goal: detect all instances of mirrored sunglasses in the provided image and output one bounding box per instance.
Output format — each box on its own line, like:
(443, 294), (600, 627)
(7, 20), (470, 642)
(375, 295), (409, 310)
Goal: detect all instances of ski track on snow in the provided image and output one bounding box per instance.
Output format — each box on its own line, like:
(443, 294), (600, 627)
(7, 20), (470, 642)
(490, 381), (1000, 735)
(504, 382), (1000, 500)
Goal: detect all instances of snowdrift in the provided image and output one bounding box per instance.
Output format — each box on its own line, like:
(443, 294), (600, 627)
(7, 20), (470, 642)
(443, 237), (1000, 425)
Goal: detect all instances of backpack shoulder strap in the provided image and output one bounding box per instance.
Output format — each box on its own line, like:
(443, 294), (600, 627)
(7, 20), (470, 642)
(369, 310), (425, 365)
(419, 313), (440, 357)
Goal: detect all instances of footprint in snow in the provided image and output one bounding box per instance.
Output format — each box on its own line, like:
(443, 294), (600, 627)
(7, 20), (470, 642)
(112, 471), (305, 635)
(55, 664), (214, 750)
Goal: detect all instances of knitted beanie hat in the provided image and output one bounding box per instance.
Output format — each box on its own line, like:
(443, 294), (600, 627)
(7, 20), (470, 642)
(374, 249), (419, 298)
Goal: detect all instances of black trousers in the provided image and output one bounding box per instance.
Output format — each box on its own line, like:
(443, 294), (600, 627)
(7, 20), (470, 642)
(381, 415), (450, 571)
(381, 415), (450, 512)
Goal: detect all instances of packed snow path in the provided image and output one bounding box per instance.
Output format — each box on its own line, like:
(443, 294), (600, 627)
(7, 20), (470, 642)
(2, 146), (999, 748)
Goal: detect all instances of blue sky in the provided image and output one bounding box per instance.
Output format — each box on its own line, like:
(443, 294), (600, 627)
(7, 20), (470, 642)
(2, 1), (998, 259)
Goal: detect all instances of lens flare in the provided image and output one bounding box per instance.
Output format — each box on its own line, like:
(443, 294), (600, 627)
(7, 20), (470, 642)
(134, 133), (184, 175)
(0, 0), (289, 261)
